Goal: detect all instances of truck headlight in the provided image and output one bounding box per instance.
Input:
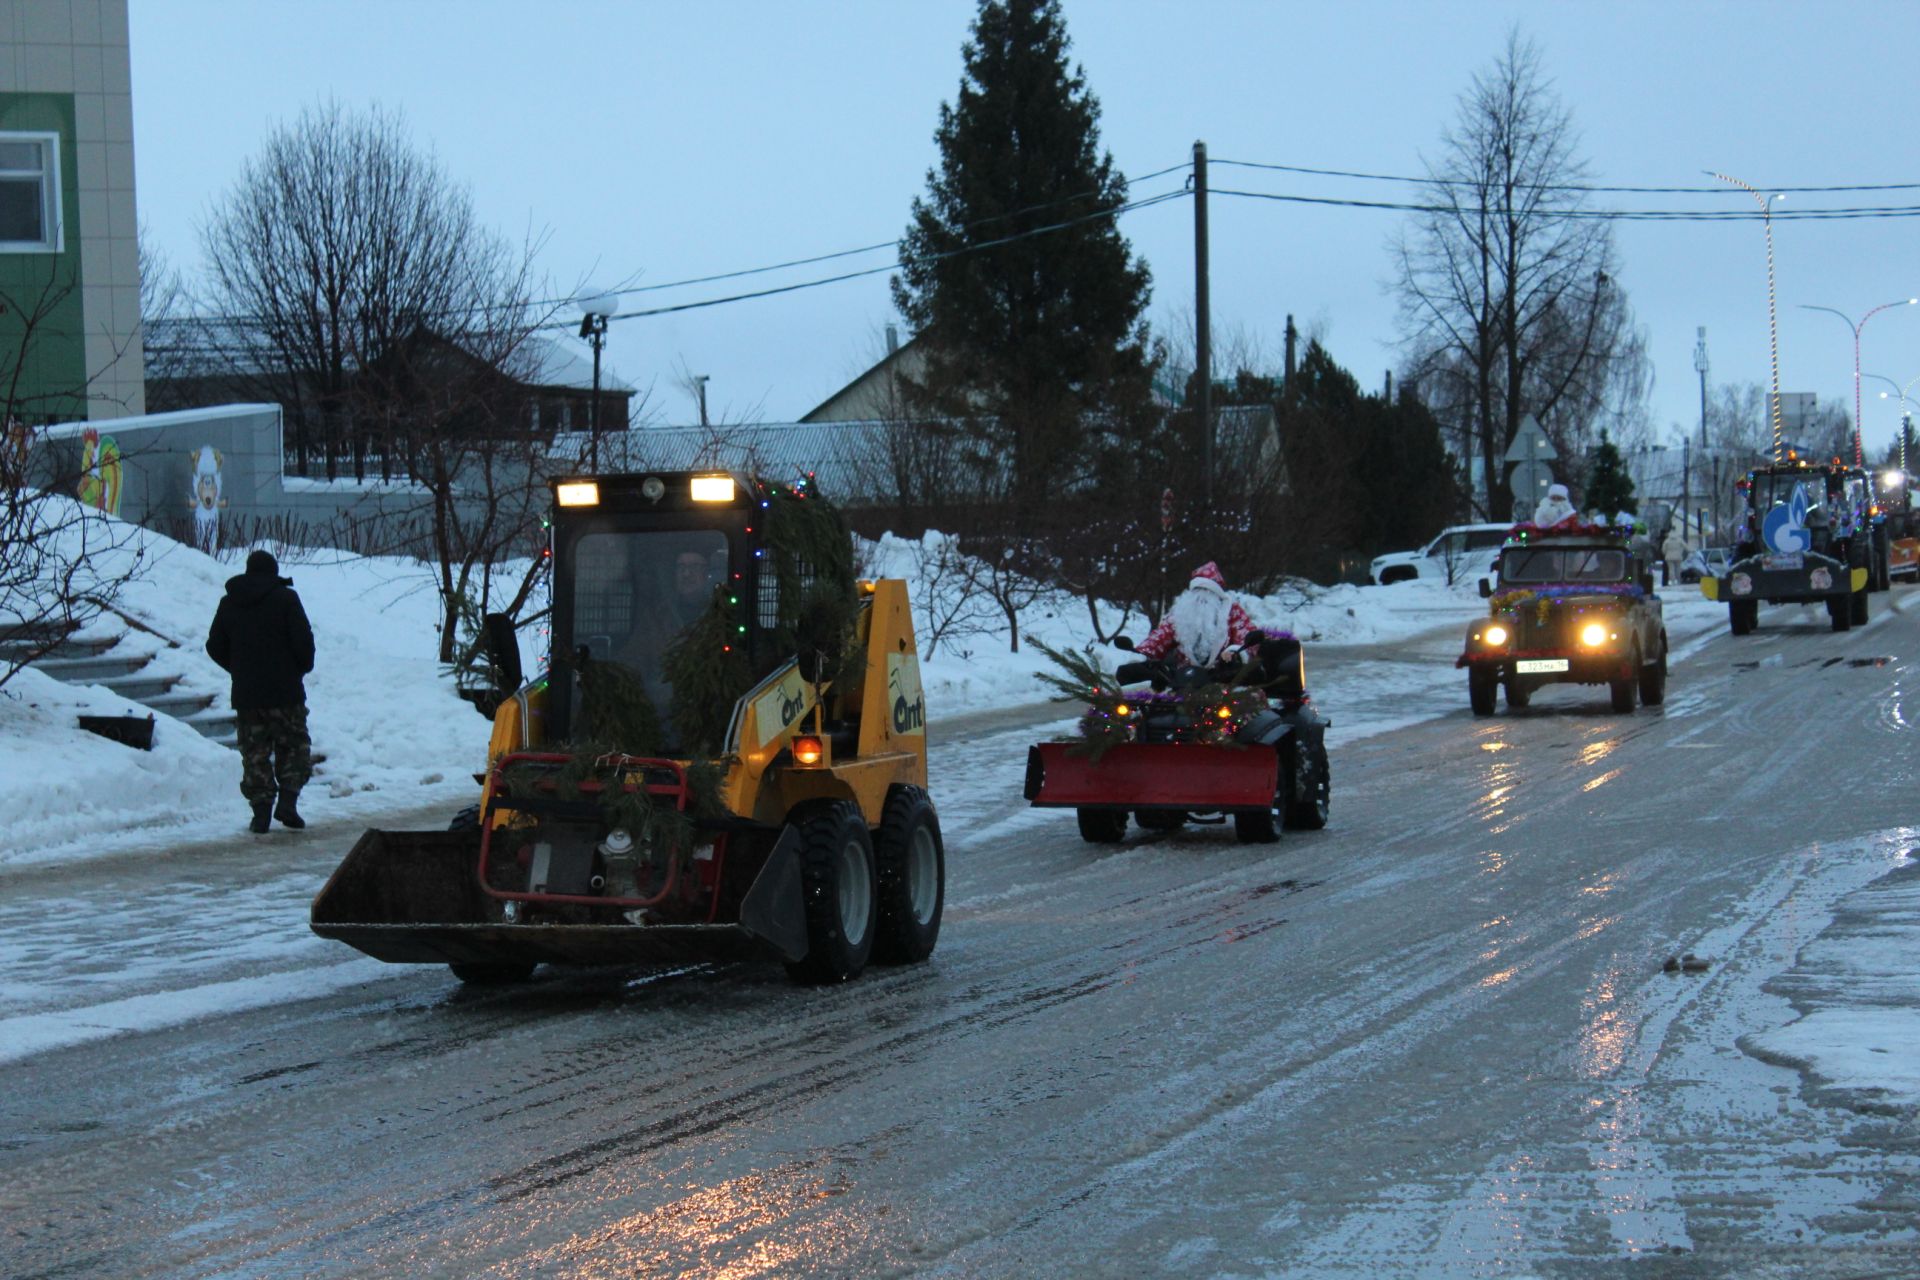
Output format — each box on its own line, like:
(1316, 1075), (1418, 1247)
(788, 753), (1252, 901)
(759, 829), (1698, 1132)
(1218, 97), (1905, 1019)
(1580, 622), (1611, 647)
(1481, 624), (1509, 646)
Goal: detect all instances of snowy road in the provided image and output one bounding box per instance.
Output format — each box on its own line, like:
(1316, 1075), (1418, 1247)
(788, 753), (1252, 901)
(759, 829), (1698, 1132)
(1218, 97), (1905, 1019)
(3, 593), (1918, 1277)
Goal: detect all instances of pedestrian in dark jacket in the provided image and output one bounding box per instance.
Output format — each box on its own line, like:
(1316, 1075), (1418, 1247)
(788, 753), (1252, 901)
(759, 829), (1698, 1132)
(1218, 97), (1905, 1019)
(206, 549), (316, 833)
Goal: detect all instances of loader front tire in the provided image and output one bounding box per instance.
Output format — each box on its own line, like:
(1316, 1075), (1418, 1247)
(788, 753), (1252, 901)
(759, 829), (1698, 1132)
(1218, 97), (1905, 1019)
(785, 802), (878, 985)
(872, 786), (944, 965)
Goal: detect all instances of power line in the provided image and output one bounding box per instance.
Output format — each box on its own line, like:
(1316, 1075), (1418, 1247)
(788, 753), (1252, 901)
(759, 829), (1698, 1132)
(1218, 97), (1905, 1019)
(1211, 186), (1920, 221)
(1213, 157), (1920, 196)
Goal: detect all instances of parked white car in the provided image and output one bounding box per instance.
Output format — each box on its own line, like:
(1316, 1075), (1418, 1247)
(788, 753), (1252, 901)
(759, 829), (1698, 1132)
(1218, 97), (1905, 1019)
(1370, 523), (1512, 586)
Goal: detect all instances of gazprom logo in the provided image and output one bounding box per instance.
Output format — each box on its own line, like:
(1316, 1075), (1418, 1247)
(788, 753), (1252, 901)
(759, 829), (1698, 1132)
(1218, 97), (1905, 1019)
(1762, 484), (1812, 554)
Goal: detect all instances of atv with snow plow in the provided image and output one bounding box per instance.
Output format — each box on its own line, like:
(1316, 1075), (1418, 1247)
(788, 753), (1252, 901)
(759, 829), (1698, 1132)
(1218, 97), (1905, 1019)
(1023, 632), (1331, 845)
(311, 470), (943, 986)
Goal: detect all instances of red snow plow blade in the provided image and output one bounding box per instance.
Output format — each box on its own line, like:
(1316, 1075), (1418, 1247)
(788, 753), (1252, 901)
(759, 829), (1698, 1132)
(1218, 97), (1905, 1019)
(1023, 741), (1277, 811)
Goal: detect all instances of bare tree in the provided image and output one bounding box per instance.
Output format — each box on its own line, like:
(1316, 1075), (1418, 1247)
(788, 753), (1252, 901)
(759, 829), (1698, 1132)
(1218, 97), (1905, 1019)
(0, 272), (148, 690)
(1392, 31), (1650, 520)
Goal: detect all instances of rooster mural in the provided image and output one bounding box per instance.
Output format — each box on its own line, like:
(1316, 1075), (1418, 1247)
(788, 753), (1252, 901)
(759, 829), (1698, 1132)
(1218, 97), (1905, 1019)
(76, 428), (124, 516)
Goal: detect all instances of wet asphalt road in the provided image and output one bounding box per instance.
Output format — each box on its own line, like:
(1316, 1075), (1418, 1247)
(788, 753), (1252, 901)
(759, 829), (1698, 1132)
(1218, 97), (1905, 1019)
(3, 597), (1919, 1278)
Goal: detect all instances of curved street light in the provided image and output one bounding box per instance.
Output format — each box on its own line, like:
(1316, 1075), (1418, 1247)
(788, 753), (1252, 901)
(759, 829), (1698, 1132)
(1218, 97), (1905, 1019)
(1710, 173), (1787, 462)
(1865, 371), (1920, 472)
(1798, 299), (1918, 465)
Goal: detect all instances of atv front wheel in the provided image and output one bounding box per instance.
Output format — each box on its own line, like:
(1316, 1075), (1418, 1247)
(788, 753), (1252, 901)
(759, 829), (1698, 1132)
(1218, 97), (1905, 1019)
(1076, 807), (1128, 844)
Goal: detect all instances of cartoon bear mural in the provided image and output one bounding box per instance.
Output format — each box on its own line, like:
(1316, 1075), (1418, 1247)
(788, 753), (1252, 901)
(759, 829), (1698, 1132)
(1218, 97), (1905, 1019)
(188, 444), (227, 553)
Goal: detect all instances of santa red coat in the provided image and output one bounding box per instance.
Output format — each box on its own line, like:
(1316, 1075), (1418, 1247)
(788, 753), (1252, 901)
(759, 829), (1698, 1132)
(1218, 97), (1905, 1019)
(1137, 562), (1255, 665)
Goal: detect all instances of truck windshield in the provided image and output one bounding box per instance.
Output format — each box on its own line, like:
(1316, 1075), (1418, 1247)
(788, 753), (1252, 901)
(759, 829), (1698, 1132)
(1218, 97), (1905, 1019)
(570, 529), (730, 738)
(1500, 547), (1628, 584)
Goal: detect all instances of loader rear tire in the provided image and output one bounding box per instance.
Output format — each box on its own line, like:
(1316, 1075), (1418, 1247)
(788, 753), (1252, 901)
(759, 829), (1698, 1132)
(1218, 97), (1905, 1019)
(448, 961), (535, 985)
(872, 786), (943, 965)
(785, 802), (878, 984)
(448, 805), (480, 832)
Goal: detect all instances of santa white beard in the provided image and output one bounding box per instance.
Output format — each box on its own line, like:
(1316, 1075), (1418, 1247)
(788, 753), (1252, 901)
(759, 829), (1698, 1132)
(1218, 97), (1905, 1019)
(1167, 578), (1231, 664)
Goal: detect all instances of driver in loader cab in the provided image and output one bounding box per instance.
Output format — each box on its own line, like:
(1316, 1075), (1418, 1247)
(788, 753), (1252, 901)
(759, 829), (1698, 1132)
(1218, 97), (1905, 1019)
(1138, 561), (1258, 667)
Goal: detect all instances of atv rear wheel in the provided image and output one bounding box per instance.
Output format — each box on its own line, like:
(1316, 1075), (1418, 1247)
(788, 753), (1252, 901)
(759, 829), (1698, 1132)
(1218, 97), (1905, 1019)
(1468, 667), (1497, 716)
(1282, 739), (1330, 831)
(1076, 808), (1128, 844)
(785, 802), (878, 984)
(872, 786), (944, 965)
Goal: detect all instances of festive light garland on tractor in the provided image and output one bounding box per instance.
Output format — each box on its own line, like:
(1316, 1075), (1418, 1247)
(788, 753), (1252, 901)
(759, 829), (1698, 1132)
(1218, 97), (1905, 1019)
(1033, 639), (1283, 762)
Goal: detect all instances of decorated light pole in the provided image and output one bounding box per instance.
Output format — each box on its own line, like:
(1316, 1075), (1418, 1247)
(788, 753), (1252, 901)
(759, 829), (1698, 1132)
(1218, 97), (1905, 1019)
(1798, 299), (1917, 465)
(1865, 372), (1920, 473)
(1710, 173), (1787, 463)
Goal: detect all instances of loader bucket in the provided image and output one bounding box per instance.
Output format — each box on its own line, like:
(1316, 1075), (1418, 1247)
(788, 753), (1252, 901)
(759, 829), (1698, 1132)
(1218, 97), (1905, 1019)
(310, 827), (805, 969)
(1023, 741), (1278, 811)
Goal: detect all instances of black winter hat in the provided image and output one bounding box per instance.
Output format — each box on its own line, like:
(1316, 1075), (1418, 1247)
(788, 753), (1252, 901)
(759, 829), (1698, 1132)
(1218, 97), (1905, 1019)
(246, 549), (279, 576)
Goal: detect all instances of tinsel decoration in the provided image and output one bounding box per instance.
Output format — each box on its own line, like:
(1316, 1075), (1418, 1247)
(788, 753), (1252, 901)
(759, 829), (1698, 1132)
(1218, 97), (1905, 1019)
(1492, 583), (1644, 627)
(1032, 640), (1269, 762)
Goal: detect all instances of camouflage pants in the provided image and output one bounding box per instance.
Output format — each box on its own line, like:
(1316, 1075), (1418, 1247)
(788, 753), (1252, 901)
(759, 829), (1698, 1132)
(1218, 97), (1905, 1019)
(236, 705), (313, 802)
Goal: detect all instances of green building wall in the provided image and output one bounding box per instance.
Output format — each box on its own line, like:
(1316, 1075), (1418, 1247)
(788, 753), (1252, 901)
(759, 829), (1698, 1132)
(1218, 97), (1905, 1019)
(0, 91), (85, 424)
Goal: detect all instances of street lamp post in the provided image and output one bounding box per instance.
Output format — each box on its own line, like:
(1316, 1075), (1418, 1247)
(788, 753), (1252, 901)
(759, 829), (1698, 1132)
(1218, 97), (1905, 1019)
(575, 290), (618, 472)
(693, 374), (710, 428)
(1866, 372), (1920, 472)
(1710, 173), (1786, 462)
(1798, 298), (1917, 465)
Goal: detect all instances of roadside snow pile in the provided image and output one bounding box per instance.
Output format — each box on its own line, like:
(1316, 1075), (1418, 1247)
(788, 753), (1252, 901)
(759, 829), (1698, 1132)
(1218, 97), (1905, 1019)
(0, 505), (489, 868)
(1747, 858), (1920, 1111)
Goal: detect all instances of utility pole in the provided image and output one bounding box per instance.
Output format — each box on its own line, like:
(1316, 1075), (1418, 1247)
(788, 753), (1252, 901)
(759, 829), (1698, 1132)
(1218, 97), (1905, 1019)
(1193, 138), (1211, 507)
(1693, 326), (1710, 540)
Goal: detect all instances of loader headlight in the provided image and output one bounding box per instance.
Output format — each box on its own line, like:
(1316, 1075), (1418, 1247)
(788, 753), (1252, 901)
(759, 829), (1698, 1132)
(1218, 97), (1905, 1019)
(556, 481), (600, 507)
(1481, 624), (1509, 646)
(1580, 622), (1611, 648)
(690, 474), (736, 503)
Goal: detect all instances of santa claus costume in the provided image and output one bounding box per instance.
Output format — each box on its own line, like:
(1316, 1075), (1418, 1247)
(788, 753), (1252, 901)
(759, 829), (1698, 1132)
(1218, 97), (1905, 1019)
(1137, 561), (1256, 666)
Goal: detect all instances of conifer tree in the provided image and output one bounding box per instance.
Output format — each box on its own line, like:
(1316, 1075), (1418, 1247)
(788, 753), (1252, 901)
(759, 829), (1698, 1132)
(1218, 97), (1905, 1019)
(1584, 428), (1636, 515)
(892, 0), (1155, 514)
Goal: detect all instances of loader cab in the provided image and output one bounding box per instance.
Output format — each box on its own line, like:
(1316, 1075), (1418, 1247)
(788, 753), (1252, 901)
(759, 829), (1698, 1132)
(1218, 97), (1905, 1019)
(545, 471), (764, 751)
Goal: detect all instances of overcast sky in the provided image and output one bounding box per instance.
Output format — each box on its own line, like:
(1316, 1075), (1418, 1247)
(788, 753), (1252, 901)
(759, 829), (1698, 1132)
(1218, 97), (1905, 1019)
(130, 1), (1920, 459)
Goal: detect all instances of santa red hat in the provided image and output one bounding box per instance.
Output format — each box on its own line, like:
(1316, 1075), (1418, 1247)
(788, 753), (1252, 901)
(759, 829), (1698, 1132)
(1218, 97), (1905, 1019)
(1189, 561), (1226, 588)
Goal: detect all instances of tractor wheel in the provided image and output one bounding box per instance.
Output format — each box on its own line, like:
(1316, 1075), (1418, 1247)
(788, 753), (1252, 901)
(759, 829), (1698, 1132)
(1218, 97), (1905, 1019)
(1504, 679), (1530, 710)
(1135, 810), (1186, 831)
(1639, 636), (1668, 707)
(448, 961), (535, 985)
(872, 786), (944, 965)
(1610, 648), (1639, 713)
(1830, 593), (1853, 631)
(1283, 739), (1331, 831)
(1468, 667), (1497, 717)
(1851, 585), (1869, 625)
(1730, 600), (1757, 635)
(1076, 808), (1128, 844)
(784, 801), (878, 985)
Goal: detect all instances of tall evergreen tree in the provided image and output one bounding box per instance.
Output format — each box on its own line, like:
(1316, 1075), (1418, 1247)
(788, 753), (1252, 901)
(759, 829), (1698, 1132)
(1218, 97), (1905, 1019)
(892, 0), (1155, 513)
(1584, 428), (1636, 515)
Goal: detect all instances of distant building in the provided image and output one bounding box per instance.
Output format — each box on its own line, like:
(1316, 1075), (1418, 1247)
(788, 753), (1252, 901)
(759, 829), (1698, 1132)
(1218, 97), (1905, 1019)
(0, 0), (144, 422)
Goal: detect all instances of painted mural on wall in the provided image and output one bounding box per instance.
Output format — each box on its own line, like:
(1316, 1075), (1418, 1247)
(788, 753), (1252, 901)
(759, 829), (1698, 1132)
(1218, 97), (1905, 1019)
(76, 429), (124, 516)
(188, 444), (227, 553)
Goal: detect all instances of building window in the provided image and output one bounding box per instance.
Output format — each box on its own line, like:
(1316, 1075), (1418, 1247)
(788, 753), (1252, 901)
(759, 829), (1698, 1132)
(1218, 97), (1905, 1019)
(0, 133), (62, 253)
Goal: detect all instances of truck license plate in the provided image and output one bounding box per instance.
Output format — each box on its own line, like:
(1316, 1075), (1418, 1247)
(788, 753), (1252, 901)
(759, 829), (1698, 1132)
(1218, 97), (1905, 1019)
(1764, 552), (1804, 570)
(1516, 658), (1570, 673)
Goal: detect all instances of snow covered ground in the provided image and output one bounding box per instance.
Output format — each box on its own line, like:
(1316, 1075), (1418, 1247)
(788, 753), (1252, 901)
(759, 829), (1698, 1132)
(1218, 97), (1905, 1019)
(1, 515), (1913, 1113)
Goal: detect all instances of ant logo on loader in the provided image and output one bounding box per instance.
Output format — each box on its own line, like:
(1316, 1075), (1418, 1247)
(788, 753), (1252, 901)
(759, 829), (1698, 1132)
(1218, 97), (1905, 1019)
(888, 654), (926, 735)
(778, 688), (807, 729)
